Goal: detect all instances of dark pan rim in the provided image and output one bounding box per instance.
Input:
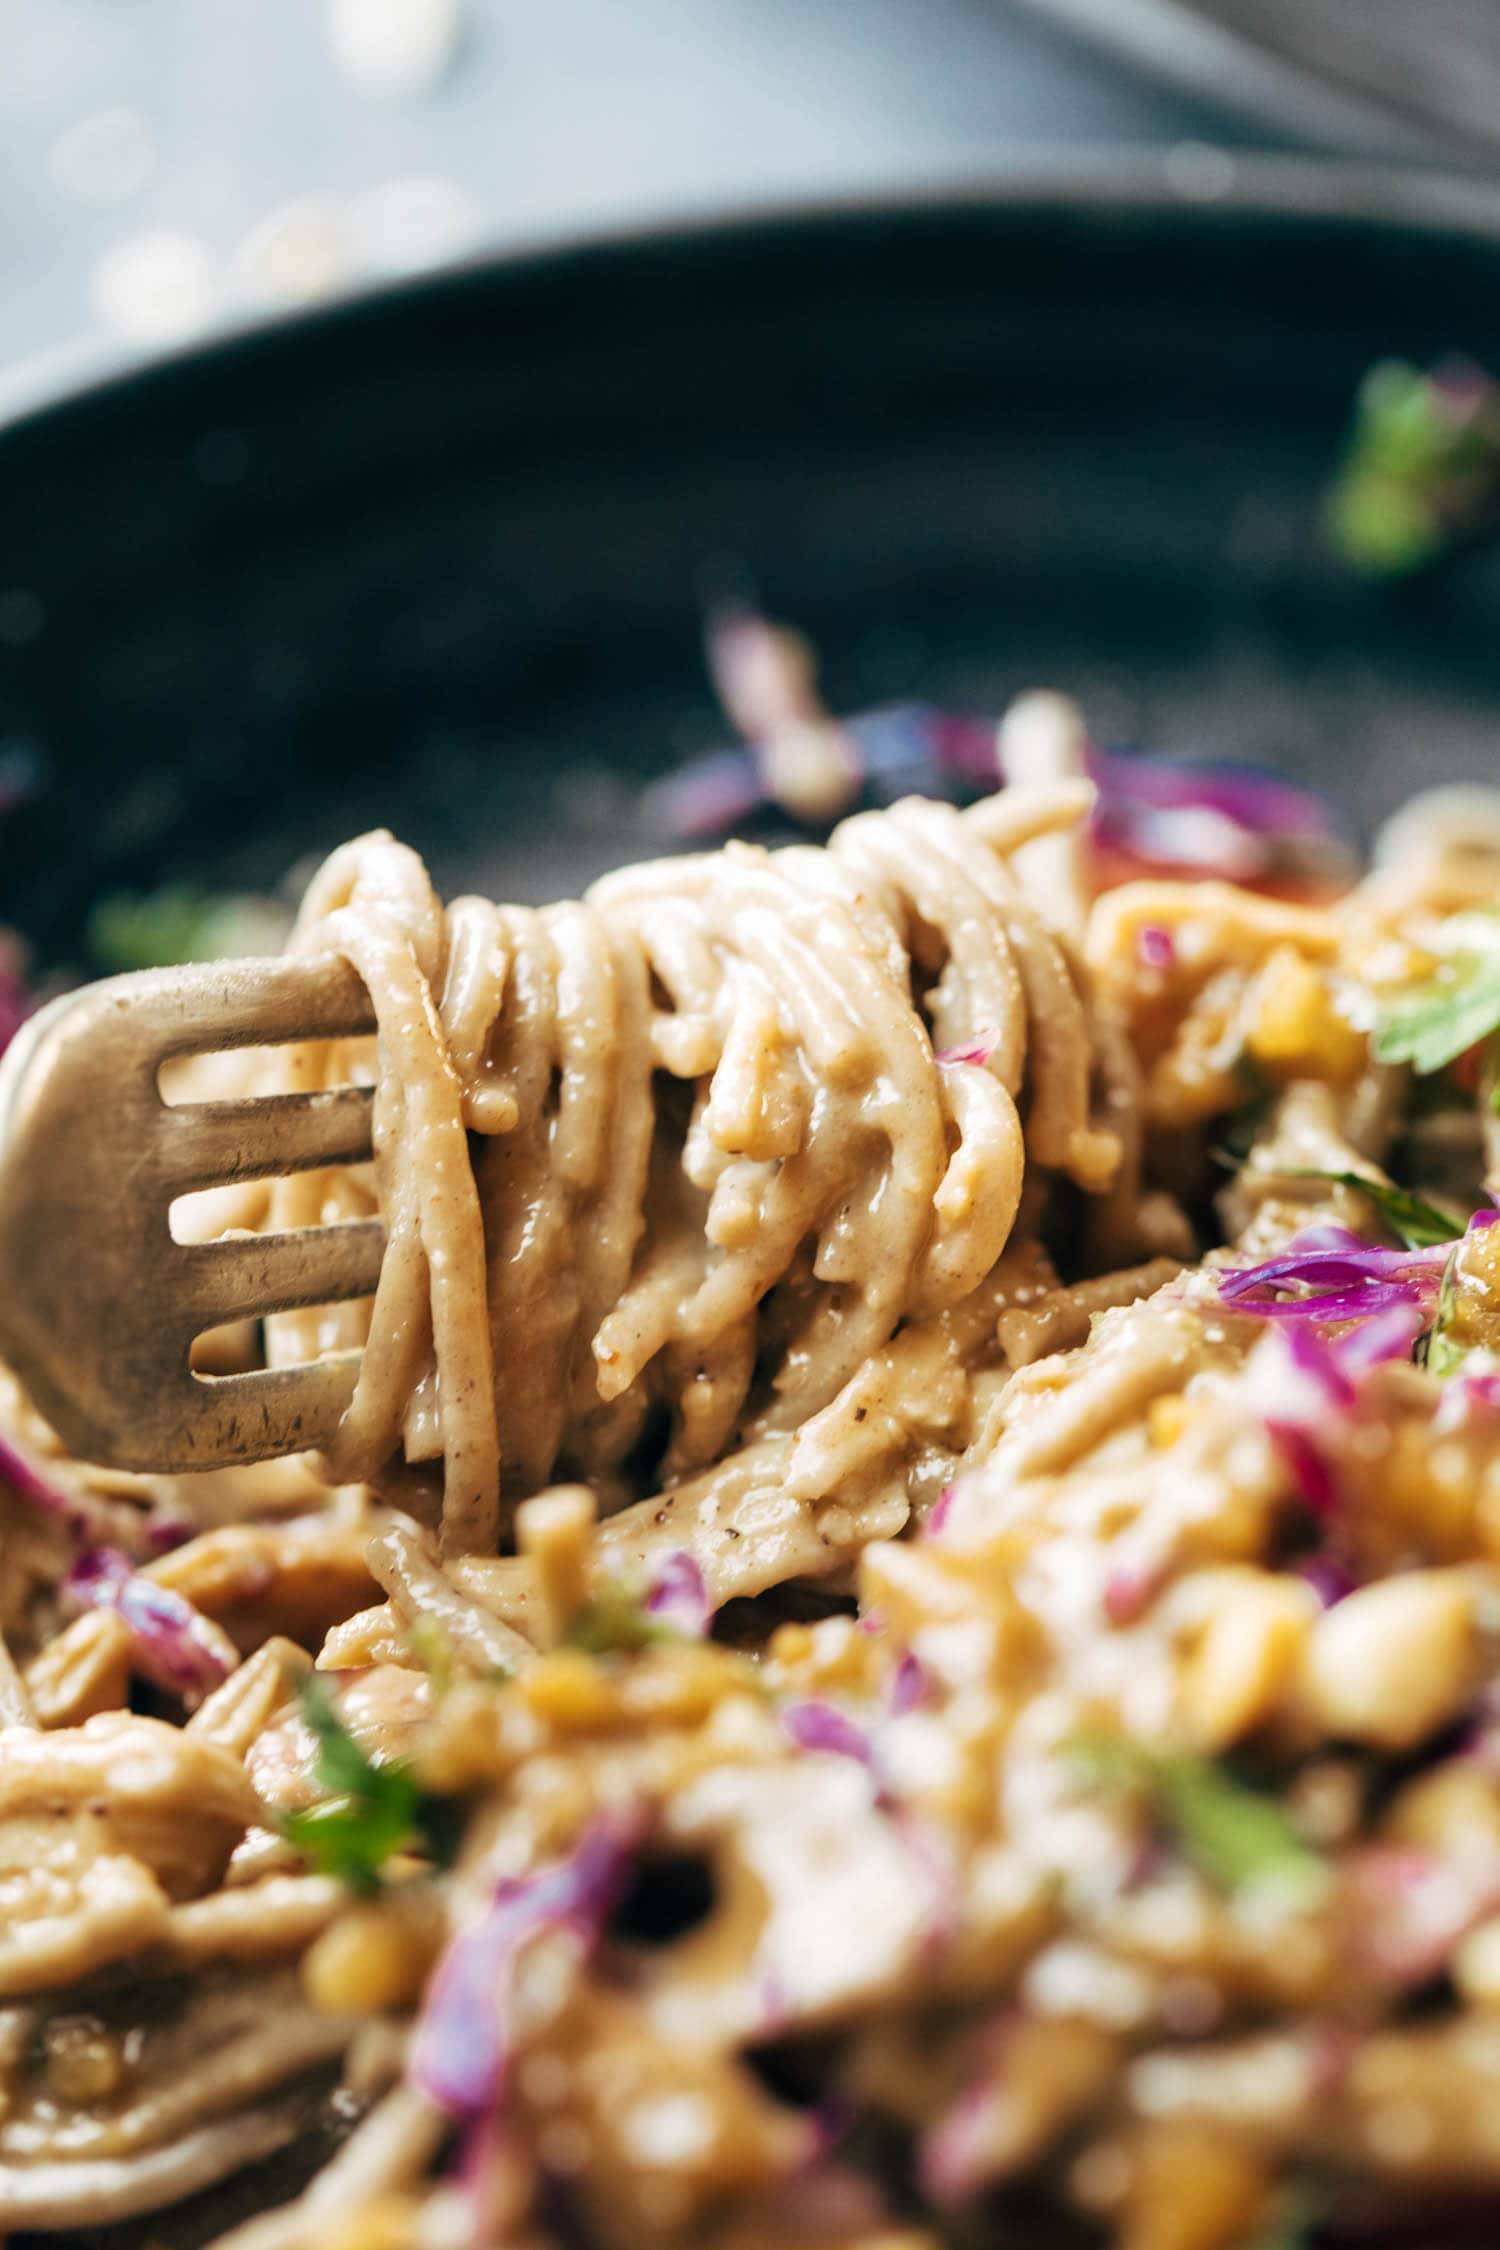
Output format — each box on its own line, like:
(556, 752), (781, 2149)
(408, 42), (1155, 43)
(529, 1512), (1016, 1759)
(6, 152), (1500, 446)
(1006, 0), (1500, 167)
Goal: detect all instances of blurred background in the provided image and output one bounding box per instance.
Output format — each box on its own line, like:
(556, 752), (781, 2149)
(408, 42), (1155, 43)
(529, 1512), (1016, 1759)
(3, 0), (1476, 416)
(7, 0), (1500, 972)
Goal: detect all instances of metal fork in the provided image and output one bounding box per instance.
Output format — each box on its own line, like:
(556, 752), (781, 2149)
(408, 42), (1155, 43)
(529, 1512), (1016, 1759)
(0, 958), (383, 1471)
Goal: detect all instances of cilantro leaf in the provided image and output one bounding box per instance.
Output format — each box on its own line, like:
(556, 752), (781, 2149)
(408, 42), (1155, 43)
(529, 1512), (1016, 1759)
(297, 1670), (389, 1798)
(1293, 1170), (1464, 1250)
(1069, 1735), (1326, 1901)
(281, 1674), (443, 1893)
(283, 1782), (423, 1892)
(1375, 953), (1500, 1077)
(1421, 1240), (1471, 1379)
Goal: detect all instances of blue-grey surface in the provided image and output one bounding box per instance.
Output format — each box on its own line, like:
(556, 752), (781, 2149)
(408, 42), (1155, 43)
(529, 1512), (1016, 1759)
(0, 0), (1311, 411)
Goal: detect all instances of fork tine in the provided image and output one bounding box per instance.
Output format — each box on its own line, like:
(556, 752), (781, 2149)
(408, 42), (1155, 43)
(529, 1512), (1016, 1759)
(162, 1085), (376, 1189)
(0, 958), (389, 1473)
(178, 1220), (387, 1327)
(148, 954), (375, 1056)
(180, 1354), (363, 1466)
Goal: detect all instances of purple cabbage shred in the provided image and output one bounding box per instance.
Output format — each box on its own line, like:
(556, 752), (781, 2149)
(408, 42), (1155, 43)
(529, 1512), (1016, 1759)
(642, 1549), (713, 1638)
(65, 1545), (230, 1697)
(781, 1699), (874, 1765)
(410, 1821), (635, 2118)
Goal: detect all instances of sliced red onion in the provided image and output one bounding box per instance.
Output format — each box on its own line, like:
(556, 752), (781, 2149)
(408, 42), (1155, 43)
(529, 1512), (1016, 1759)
(781, 1699), (873, 1766)
(643, 1549), (712, 1639)
(935, 1031), (1000, 1067)
(65, 1546), (230, 1697)
(1135, 923), (1177, 972)
(410, 1820), (635, 2118)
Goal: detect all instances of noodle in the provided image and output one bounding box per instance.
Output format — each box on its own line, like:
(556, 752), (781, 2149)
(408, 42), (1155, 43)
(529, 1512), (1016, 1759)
(8, 724), (1500, 2248)
(265, 783), (1117, 1554)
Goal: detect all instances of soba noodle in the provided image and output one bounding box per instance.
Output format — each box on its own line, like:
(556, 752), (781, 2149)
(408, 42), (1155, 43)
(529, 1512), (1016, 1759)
(7, 718), (1500, 2250)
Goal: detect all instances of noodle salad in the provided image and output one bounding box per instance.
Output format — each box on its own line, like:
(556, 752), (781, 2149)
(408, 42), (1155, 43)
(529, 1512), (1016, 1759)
(6, 677), (1500, 2250)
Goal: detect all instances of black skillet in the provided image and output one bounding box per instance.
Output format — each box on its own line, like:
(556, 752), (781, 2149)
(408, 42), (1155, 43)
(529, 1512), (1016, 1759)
(7, 155), (1500, 2247)
(2, 157), (1500, 984)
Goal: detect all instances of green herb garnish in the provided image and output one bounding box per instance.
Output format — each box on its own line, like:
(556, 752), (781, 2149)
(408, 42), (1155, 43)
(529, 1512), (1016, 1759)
(1376, 961), (1500, 1079)
(406, 1617), (455, 1699)
(1327, 357), (1500, 578)
(88, 886), (291, 975)
(281, 1674), (443, 1893)
(1421, 1240), (1471, 1379)
(1293, 1170), (1463, 1250)
(564, 1580), (676, 1656)
(1069, 1735), (1326, 1901)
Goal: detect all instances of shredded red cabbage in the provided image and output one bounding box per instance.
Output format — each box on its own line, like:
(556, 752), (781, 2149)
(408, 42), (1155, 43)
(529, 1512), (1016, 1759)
(65, 1546), (230, 1698)
(916, 2017), (1015, 2204)
(935, 1032), (1000, 1067)
(642, 1549), (712, 1638)
(888, 1650), (931, 1716)
(918, 2079), (997, 2205)
(1219, 1224), (1454, 1326)
(0, 1429), (93, 1540)
(669, 629), (1349, 881)
(781, 1699), (874, 1765)
(1438, 1366), (1500, 1429)
(1296, 1553), (1357, 1609)
(1247, 1311), (1421, 1525)
(1086, 744), (1340, 839)
(1135, 923), (1177, 972)
(0, 1430), (189, 1559)
(1102, 1560), (1162, 1626)
(409, 1820), (635, 2118)
(924, 1483), (957, 1541)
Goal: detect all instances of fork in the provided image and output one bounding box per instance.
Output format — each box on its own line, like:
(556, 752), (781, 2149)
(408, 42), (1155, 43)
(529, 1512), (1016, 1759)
(0, 956), (384, 1471)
